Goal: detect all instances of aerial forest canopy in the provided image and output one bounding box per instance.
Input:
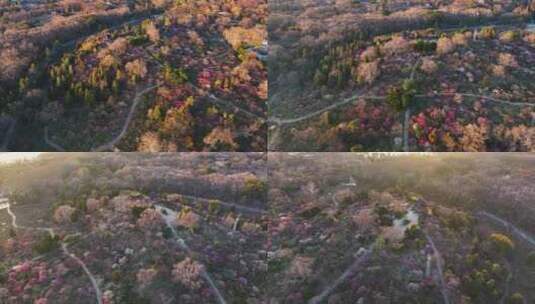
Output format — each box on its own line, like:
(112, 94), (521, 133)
(0, 0), (267, 152)
(268, 0), (535, 152)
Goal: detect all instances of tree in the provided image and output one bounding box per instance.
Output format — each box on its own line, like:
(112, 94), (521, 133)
(243, 176), (267, 200)
(84, 89), (96, 104)
(112, 80), (120, 94)
(386, 79), (417, 112)
(125, 59), (148, 83)
(145, 22), (160, 43)
(356, 61), (380, 84)
(489, 233), (514, 256)
(163, 64), (188, 85)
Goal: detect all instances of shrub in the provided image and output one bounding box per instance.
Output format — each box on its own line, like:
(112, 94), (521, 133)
(203, 127), (238, 150)
(287, 256), (313, 278)
(136, 268), (158, 287)
(128, 35), (149, 46)
(108, 37), (128, 56)
(138, 132), (162, 152)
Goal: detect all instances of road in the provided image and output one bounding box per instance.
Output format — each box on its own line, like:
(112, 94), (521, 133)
(269, 20), (535, 129)
(269, 94), (386, 125)
(45, 84), (159, 152)
(1, 199), (102, 304)
(92, 84), (160, 152)
(308, 246), (373, 304)
(478, 211), (535, 248)
(424, 231), (451, 304)
(179, 194), (267, 215)
(155, 205), (227, 304)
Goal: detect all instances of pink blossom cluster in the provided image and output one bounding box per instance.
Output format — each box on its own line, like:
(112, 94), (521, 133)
(197, 69), (213, 89)
(7, 261), (49, 298)
(410, 105), (464, 150)
(172, 258), (204, 289)
(349, 102), (396, 133)
(137, 208), (164, 230)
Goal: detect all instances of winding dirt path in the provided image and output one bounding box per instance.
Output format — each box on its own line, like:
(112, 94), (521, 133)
(269, 94), (386, 125)
(500, 260), (513, 304)
(308, 246), (373, 304)
(62, 242), (103, 304)
(269, 89), (534, 127)
(45, 73), (264, 152)
(424, 231), (451, 304)
(155, 205), (227, 304)
(45, 84), (159, 152)
(205, 92), (266, 122)
(92, 84), (159, 152)
(44, 127), (66, 152)
(421, 93), (535, 107)
(1, 200), (102, 304)
(178, 194), (267, 215)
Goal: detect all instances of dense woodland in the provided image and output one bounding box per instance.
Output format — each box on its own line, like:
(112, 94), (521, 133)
(267, 153), (535, 303)
(0, 153), (268, 303)
(0, 153), (534, 303)
(269, 0), (535, 152)
(0, 0), (267, 151)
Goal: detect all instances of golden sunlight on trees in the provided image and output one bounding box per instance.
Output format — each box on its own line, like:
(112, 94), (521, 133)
(356, 61), (380, 85)
(437, 37), (456, 55)
(145, 22), (160, 43)
(490, 233), (515, 256)
(223, 26), (266, 49)
(125, 59), (148, 83)
(460, 124), (488, 152)
(203, 127), (238, 150)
